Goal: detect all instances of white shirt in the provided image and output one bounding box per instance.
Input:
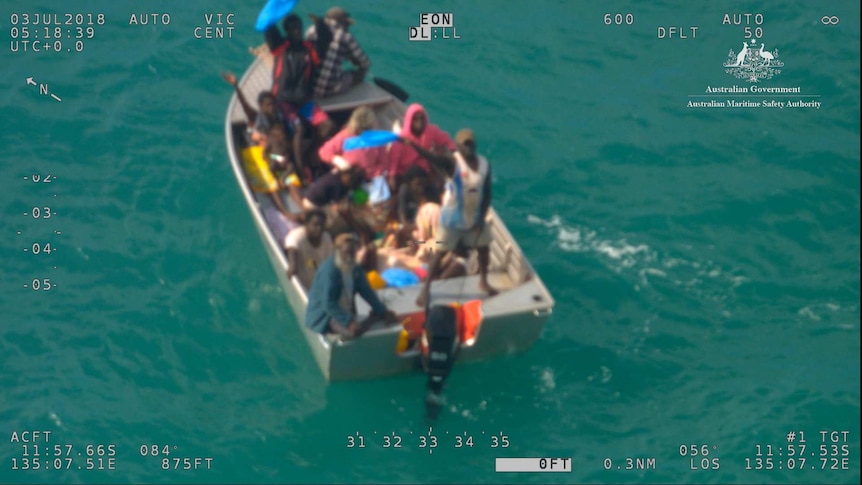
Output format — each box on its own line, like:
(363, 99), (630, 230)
(284, 227), (334, 289)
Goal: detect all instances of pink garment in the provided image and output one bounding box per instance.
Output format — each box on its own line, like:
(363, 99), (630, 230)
(342, 145), (389, 178)
(388, 104), (456, 178)
(319, 127), (390, 178)
(318, 128), (353, 165)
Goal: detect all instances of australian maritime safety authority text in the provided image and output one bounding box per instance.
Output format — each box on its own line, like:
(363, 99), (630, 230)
(688, 85), (821, 109)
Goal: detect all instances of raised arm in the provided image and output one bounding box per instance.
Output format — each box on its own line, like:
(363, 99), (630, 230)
(264, 24), (285, 52)
(401, 139), (455, 175)
(221, 71), (258, 125)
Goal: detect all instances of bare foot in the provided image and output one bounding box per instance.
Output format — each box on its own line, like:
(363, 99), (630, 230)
(479, 280), (498, 297)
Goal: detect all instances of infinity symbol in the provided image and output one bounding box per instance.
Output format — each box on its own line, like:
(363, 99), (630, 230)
(821, 16), (839, 25)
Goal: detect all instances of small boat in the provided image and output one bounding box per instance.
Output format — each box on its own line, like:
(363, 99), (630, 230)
(224, 48), (554, 381)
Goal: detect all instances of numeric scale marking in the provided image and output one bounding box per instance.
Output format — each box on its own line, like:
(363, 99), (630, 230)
(20, 172), (62, 292)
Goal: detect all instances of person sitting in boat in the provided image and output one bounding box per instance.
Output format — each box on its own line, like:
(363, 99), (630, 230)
(305, 233), (397, 339)
(318, 106), (388, 179)
(318, 106), (393, 235)
(265, 123), (303, 208)
(240, 141), (300, 244)
(384, 172), (440, 264)
(221, 71), (289, 148)
(221, 73), (304, 231)
(400, 129), (498, 306)
(222, 69), (312, 180)
(305, 7), (370, 99)
(252, 91), (290, 146)
(285, 209), (334, 290)
(382, 166), (433, 249)
(400, 166), (435, 238)
(382, 168), (467, 280)
(302, 165), (375, 244)
(301, 165), (363, 212)
(387, 104), (455, 192)
(265, 13), (334, 181)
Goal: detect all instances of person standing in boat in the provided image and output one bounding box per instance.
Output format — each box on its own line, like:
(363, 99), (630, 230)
(387, 104), (456, 192)
(305, 7), (370, 98)
(285, 209), (333, 290)
(400, 129), (498, 306)
(265, 14), (333, 182)
(305, 233), (397, 339)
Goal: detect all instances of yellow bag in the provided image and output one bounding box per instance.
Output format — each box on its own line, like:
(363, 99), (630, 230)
(241, 146), (278, 193)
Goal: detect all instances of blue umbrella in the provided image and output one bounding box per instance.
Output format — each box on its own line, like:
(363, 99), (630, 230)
(343, 130), (400, 151)
(256, 0), (299, 32)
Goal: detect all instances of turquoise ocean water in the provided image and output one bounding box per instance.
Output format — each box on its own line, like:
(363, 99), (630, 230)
(1, 1), (860, 483)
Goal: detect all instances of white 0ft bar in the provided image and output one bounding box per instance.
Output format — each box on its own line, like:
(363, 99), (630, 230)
(495, 457), (572, 472)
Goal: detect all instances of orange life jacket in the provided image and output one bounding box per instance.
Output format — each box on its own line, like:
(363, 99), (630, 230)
(398, 300), (483, 354)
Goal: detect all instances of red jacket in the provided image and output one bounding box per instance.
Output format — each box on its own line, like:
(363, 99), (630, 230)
(271, 40), (321, 104)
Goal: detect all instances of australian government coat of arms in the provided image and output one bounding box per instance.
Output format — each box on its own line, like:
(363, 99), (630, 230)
(723, 39), (784, 82)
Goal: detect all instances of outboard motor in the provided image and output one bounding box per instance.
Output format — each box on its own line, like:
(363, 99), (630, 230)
(422, 304), (460, 420)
